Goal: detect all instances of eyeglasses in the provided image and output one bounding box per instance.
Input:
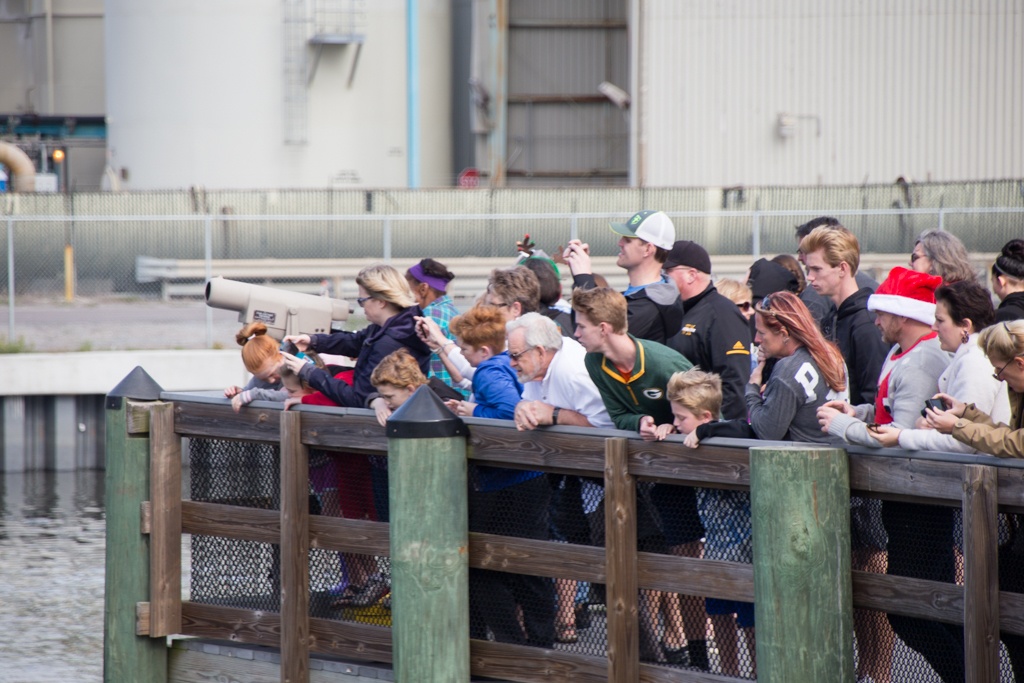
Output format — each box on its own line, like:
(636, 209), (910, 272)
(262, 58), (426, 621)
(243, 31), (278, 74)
(356, 296), (374, 307)
(489, 300), (510, 309)
(993, 356), (1019, 381)
(910, 251), (926, 264)
(508, 347), (534, 362)
(737, 301), (752, 312)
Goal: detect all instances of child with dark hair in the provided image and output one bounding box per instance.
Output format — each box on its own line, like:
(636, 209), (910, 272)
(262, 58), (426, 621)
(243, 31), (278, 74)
(521, 257), (573, 336)
(993, 238), (1024, 322)
(405, 258), (468, 396)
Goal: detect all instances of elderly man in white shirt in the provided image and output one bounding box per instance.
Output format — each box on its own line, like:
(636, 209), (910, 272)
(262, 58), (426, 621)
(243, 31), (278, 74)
(508, 312), (612, 431)
(506, 312), (612, 644)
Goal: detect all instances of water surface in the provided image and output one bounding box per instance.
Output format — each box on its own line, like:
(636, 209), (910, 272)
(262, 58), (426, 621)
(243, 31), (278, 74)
(0, 471), (105, 683)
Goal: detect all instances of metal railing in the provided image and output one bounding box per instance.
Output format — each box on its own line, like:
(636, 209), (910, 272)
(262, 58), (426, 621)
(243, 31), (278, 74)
(3, 205), (1021, 349)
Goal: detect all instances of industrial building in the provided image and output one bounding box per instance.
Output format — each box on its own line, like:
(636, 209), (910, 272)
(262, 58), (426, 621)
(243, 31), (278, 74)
(0, 0), (1021, 191)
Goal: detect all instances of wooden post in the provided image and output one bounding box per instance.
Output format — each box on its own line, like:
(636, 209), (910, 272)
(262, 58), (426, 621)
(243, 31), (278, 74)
(103, 366), (168, 683)
(280, 410), (310, 683)
(604, 437), (639, 683)
(387, 386), (469, 683)
(750, 446), (854, 682)
(149, 402), (182, 637)
(963, 464), (999, 683)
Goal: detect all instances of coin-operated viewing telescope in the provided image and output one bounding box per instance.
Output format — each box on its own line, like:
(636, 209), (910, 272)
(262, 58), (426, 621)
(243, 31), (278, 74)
(205, 276), (350, 340)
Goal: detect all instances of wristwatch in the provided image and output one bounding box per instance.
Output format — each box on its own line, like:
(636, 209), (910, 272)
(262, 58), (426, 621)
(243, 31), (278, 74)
(551, 407), (561, 425)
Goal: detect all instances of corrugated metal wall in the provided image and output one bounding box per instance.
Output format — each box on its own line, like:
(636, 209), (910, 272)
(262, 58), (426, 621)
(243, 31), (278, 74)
(641, 0), (1024, 187)
(503, 0), (630, 185)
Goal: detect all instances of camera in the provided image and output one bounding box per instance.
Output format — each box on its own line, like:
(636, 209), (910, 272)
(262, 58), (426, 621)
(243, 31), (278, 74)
(921, 397), (946, 417)
(205, 276), (349, 340)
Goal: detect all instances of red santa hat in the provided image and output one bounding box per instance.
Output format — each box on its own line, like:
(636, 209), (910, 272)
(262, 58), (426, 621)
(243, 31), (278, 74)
(867, 266), (942, 325)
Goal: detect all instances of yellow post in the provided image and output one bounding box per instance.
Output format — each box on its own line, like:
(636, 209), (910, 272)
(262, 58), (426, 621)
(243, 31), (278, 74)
(64, 243), (75, 301)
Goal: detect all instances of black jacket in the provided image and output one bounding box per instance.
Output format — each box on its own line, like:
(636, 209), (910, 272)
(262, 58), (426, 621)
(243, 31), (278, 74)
(573, 273), (683, 345)
(541, 305), (574, 337)
(800, 286), (836, 333)
(300, 306), (431, 408)
(830, 287), (889, 406)
(667, 284), (753, 420)
(996, 292), (1024, 323)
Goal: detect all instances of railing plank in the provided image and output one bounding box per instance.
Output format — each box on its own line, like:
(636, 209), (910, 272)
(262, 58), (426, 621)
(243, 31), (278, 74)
(1001, 591), (1024, 636)
(149, 402), (182, 638)
(467, 424), (607, 474)
(180, 602), (394, 660)
(605, 437), (639, 683)
(174, 401), (282, 442)
(628, 440), (750, 487)
(297, 412), (387, 452)
(182, 501), (280, 544)
(470, 640), (607, 682)
(280, 411), (310, 683)
(469, 533), (605, 583)
(639, 554), (755, 602)
(310, 515), (390, 555)
(963, 464), (1000, 683)
(853, 571), (964, 623)
(848, 453), (966, 504)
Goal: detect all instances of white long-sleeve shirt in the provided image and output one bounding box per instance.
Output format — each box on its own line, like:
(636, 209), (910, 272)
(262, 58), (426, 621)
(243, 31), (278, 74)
(897, 334), (1011, 453)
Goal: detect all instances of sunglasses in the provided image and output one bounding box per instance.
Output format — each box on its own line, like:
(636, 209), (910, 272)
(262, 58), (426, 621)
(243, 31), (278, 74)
(737, 301), (752, 312)
(755, 294), (778, 315)
(356, 296), (374, 306)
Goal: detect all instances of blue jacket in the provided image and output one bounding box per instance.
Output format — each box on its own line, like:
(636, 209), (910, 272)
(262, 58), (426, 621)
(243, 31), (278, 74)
(468, 352), (541, 491)
(299, 306), (431, 408)
(471, 352), (523, 420)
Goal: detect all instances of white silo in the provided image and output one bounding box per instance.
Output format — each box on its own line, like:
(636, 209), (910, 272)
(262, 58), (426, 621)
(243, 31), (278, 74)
(104, 0), (451, 190)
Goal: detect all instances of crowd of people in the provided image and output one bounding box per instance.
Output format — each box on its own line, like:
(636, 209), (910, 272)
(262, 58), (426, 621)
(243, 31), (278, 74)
(222, 212), (1024, 681)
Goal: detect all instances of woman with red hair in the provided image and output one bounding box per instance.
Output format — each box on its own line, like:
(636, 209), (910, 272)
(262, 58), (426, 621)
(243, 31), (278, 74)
(745, 290), (848, 442)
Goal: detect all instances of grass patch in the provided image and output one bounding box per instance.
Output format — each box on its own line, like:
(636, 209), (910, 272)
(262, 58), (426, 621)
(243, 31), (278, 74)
(0, 337), (34, 354)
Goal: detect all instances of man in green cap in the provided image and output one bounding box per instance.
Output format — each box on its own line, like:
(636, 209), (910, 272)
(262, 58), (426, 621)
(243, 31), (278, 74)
(562, 210), (683, 345)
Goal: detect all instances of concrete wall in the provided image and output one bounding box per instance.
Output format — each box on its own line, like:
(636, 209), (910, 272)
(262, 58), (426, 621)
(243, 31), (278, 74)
(0, 349), (245, 396)
(0, 349), (247, 472)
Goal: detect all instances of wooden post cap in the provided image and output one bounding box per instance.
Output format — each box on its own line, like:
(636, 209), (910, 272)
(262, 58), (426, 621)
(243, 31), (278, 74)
(106, 366), (164, 409)
(387, 384), (467, 438)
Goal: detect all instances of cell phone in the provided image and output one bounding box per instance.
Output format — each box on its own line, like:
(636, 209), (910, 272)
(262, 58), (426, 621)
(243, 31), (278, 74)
(280, 340), (313, 364)
(921, 397), (946, 417)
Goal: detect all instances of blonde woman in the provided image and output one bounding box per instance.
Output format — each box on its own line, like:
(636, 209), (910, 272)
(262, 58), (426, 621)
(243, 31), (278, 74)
(282, 264), (430, 408)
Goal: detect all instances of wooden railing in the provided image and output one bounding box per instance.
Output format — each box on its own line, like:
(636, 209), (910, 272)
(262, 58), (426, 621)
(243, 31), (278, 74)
(105, 390), (1024, 683)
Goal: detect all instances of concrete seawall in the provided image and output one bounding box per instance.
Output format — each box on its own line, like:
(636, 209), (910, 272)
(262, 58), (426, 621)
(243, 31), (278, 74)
(0, 349), (245, 472)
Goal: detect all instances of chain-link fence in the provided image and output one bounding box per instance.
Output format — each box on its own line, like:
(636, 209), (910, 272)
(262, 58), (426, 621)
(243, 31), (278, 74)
(2, 181), (1022, 301)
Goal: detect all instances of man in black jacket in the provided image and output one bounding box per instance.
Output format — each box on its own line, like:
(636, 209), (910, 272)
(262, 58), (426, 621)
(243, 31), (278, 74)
(664, 240), (752, 420)
(800, 225), (888, 407)
(562, 210), (683, 345)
